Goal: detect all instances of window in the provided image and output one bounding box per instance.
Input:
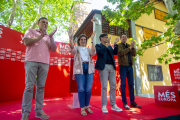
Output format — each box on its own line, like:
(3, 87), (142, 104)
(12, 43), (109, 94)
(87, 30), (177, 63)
(143, 28), (157, 39)
(102, 16), (131, 38)
(154, 9), (167, 22)
(147, 65), (163, 81)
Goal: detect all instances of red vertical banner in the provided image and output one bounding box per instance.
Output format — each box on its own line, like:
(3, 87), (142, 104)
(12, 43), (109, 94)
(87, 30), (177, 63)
(69, 56), (78, 93)
(45, 42), (72, 97)
(0, 25), (26, 102)
(169, 62), (180, 90)
(92, 54), (101, 95)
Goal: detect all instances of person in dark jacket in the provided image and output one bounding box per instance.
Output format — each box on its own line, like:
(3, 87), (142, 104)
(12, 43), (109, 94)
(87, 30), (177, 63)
(118, 34), (141, 109)
(95, 33), (122, 113)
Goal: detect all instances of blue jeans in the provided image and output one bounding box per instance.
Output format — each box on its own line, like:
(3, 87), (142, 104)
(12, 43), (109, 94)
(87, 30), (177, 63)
(119, 66), (135, 104)
(75, 63), (94, 108)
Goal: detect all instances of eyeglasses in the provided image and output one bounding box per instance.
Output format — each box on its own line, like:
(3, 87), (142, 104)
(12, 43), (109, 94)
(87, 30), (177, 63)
(104, 37), (108, 38)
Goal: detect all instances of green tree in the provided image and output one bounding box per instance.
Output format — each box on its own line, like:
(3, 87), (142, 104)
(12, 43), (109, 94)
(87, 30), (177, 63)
(102, 0), (180, 64)
(0, 0), (83, 35)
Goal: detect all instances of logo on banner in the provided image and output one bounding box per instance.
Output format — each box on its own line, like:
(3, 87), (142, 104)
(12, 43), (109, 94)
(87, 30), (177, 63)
(158, 90), (176, 102)
(0, 28), (3, 38)
(174, 68), (180, 79)
(59, 44), (71, 55)
(60, 44), (69, 50)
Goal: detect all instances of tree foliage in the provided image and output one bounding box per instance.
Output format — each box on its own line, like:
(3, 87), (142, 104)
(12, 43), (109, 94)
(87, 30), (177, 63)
(102, 0), (180, 64)
(0, 0), (83, 35)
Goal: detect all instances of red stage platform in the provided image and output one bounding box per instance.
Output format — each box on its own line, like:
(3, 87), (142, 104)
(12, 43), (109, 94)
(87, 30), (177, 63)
(0, 96), (180, 120)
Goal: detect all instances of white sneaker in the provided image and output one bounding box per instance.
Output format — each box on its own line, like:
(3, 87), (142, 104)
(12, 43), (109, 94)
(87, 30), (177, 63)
(102, 105), (108, 113)
(21, 115), (29, 120)
(111, 104), (123, 112)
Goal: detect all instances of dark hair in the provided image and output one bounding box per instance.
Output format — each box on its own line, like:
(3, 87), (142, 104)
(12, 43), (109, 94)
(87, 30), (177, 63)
(120, 33), (127, 38)
(38, 17), (48, 23)
(99, 33), (108, 41)
(77, 34), (87, 46)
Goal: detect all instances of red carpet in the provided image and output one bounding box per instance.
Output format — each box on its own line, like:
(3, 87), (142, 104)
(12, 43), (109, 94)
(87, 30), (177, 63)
(0, 96), (180, 120)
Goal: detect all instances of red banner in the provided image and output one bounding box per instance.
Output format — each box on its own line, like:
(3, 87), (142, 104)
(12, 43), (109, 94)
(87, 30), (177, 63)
(0, 25), (26, 102)
(154, 86), (180, 108)
(169, 62), (180, 90)
(0, 25), (73, 102)
(0, 25), (127, 103)
(69, 56), (78, 93)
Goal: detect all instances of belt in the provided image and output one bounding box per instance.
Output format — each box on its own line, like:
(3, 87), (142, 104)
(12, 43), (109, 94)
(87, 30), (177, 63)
(83, 62), (89, 63)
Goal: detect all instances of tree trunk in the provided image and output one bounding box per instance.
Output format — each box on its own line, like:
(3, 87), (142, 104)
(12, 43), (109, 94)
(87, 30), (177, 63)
(31, 0), (44, 29)
(19, 0), (23, 28)
(6, 0), (18, 28)
(163, 0), (180, 35)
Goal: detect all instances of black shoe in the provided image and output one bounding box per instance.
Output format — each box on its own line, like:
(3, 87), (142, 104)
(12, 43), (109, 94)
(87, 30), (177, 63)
(123, 103), (130, 109)
(130, 102), (142, 109)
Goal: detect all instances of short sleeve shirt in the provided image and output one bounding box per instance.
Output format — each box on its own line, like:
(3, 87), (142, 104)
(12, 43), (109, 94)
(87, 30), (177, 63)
(23, 28), (51, 64)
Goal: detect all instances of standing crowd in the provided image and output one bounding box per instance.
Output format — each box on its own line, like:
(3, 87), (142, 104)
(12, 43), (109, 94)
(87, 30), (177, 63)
(21, 17), (141, 120)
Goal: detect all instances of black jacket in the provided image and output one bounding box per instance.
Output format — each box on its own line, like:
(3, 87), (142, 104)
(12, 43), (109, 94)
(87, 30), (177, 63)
(95, 43), (118, 70)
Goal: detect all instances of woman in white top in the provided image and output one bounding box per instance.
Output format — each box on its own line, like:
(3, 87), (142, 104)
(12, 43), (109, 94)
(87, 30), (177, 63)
(68, 27), (96, 116)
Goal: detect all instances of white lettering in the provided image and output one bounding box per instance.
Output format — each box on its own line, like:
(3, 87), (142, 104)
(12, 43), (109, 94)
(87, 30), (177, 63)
(60, 45), (65, 49)
(65, 44), (69, 49)
(7, 49), (11, 51)
(11, 58), (15, 61)
(165, 90), (170, 98)
(6, 54), (11, 57)
(174, 68), (180, 74)
(12, 53), (16, 55)
(171, 92), (176, 98)
(17, 56), (21, 59)
(0, 50), (5, 53)
(158, 92), (165, 97)
(0, 56), (5, 59)
(158, 91), (177, 102)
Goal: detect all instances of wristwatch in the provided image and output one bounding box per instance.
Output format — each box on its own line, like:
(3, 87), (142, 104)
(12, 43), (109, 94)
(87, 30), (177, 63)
(91, 41), (95, 43)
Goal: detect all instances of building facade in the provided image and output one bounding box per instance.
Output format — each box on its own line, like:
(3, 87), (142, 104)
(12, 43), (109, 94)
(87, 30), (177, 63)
(72, 1), (180, 97)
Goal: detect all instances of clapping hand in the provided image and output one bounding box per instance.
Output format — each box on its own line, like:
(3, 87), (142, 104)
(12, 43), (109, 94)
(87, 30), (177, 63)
(114, 38), (119, 44)
(49, 28), (57, 38)
(130, 41), (135, 49)
(107, 36), (111, 44)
